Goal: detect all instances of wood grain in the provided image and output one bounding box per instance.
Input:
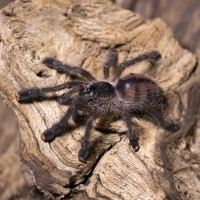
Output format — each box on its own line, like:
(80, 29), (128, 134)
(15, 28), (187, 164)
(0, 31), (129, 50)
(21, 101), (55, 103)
(0, 0), (199, 199)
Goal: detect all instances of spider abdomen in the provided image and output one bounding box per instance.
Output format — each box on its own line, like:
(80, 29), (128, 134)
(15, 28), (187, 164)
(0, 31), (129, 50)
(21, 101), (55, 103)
(116, 73), (165, 109)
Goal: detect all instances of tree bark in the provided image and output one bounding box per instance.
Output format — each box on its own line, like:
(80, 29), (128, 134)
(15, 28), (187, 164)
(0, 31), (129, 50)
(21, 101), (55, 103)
(0, 0), (199, 199)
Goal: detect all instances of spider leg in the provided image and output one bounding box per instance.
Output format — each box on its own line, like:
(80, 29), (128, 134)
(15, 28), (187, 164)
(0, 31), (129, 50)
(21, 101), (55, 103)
(72, 110), (87, 125)
(123, 112), (140, 152)
(78, 114), (97, 163)
(59, 86), (80, 105)
(113, 51), (161, 80)
(16, 81), (84, 103)
(72, 101), (90, 125)
(42, 57), (95, 81)
(41, 106), (74, 142)
(103, 49), (118, 79)
(145, 110), (179, 132)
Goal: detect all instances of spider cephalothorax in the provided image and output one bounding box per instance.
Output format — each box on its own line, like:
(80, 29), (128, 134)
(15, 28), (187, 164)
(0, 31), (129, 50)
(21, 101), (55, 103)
(16, 49), (179, 162)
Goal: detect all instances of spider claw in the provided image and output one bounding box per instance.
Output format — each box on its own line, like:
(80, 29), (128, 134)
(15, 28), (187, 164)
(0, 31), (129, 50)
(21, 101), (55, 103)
(41, 133), (47, 142)
(130, 138), (140, 152)
(41, 124), (63, 142)
(16, 87), (43, 103)
(78, 148), (90, 163)
(15, 92), (20, 102)
(166, 123), (179, 132)
(78, 140), (90, 162)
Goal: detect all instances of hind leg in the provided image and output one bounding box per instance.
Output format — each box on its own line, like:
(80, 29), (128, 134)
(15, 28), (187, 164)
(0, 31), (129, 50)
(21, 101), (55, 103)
(146, 110), (179, 132)
(123, 112), (140, 152)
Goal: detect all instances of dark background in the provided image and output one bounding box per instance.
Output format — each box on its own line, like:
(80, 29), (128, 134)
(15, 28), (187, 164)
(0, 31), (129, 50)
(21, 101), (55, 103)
(0, 0), (199, 199)
(117, 0), (200, 55)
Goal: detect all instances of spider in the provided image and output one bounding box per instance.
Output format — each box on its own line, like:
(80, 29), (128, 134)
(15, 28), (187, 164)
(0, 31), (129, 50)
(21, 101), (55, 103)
(16, 49), (179, 162)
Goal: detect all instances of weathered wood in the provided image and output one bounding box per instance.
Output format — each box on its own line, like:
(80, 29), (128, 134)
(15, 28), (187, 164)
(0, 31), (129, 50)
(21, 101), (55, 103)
(0, 0), (199, 199)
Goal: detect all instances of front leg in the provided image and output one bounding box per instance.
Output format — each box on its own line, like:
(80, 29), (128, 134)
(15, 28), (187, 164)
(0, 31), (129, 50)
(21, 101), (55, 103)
(41, 106), (74, 142)
(43, 57), (95, 81)
(123, 112), (140, 152)
(16, 82), (71, 103)
(16, 81), (85, 103)
(16, 87), (45, 103)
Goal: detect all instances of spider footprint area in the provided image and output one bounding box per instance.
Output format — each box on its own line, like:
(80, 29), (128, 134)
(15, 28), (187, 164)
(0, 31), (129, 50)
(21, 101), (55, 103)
(16, 49), (179, 162)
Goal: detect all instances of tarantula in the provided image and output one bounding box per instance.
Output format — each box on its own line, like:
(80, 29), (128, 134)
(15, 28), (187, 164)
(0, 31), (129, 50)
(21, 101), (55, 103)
(16, 49), (179, 162)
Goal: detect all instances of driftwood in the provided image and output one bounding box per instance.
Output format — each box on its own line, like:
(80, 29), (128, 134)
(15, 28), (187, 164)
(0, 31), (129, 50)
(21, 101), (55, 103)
(0, 0), (199, 199)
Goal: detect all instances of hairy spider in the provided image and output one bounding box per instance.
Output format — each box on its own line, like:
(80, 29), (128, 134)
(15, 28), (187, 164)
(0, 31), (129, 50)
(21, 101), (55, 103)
(16, 49), (179, 162)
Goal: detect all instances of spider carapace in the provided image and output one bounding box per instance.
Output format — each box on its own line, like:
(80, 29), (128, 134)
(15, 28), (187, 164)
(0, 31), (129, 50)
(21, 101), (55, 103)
(16, 49), (179, 162)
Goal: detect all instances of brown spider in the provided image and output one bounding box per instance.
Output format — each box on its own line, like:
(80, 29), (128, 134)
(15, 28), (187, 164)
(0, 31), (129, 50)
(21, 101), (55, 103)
(16, 49), (179, 162)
